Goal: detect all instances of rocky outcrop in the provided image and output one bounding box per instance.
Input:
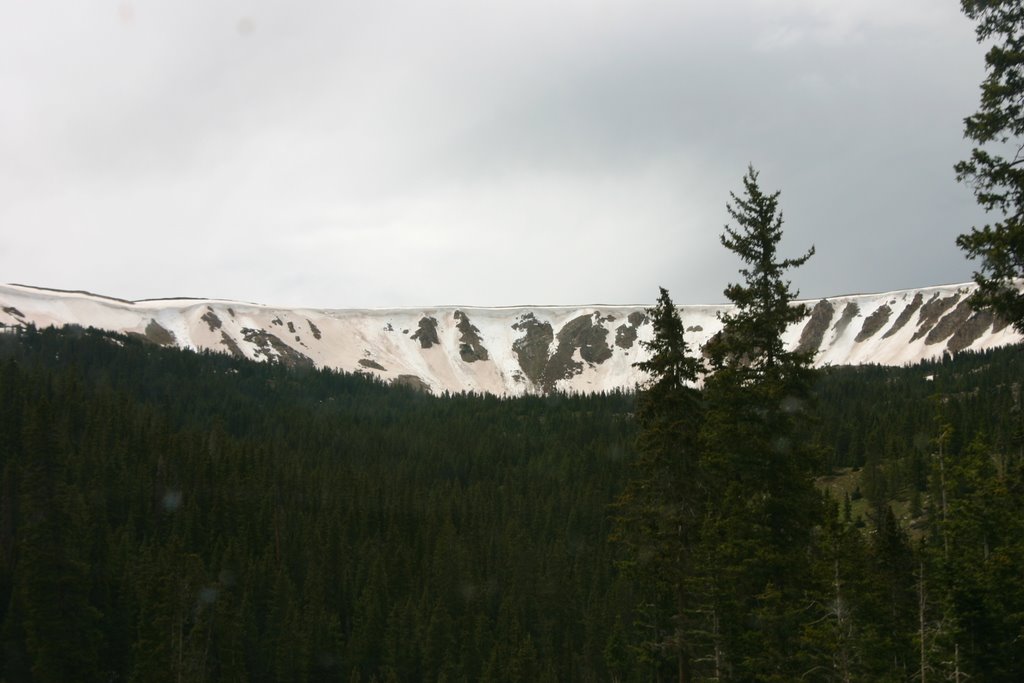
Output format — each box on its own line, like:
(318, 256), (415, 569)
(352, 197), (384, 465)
(615, 324), (638, 350)
(560, 314), (612, 365)
(509, 313), (618, 391)
(832, 303), (860, 339)
(911, 293), (962, 342)
(796, 300), (834, 354)
(925, 298), (974, 345)
(538, 314), (612, 390)
(144, 319), (175, 346)
(511, 314), (554, 387)
(855, 304), (891, 342)
(882, 292), (924, 339)
(219, 331), (244, 358)
(454, 310), (489, 362)
(201, 307), (222, 332)
(948, 307), (998, 354)
(411, 316), (440, 349)
(615, 311), (648, 350)
(394, 374), (430, 392)
(240, 328), (313, 368)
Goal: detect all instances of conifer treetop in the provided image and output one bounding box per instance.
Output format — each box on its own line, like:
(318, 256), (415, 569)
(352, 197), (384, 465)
(635, 286), (702, 393)
(714, 165), (815, 373)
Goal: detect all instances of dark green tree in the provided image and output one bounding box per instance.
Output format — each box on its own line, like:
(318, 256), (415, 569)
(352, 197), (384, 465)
(633, 288), (704, 397)
(700, 165), (820, 679)
(15, 402), (105, 683)
(955, 0), (1024, 330)
(798, 498), (871, 682)
(861, 506), (916, 680)
(936, 433), (1024, 679)
(709, 165), (815, 375)
(612, 287), (704, 682)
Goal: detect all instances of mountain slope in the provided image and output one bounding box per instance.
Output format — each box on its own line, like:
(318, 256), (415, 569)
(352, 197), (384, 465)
(1, 282), (1019, 395)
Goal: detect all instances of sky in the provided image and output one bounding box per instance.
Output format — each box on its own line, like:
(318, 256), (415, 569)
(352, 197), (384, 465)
(0, 1), (995, 308)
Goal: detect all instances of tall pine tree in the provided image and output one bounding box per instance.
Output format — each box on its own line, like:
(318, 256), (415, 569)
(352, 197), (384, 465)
(700, 165), (821, 680)
(612, 287), (704, 682)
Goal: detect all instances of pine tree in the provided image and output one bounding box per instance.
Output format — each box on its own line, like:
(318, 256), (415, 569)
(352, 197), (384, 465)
(955, 0), (1024, 330)
(798, 498), (870, 682)
(612, 287), (704, 681)
(862, 506), (916, 679)
(708, 165), (815, 376)
(699, 165), (821, 679)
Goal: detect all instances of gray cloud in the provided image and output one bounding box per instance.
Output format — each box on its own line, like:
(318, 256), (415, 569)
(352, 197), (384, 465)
(0, 0), (992, 307)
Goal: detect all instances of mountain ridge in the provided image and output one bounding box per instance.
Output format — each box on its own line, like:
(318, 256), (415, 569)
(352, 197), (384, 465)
(9, 280), (988, 309)
(2, 281), (1020, 395)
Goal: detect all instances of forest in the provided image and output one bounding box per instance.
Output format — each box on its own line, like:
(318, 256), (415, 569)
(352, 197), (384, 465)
(0, 312), (1022, 681)
(3, 159), (1024, 681)
(6, 0), (1024, 679)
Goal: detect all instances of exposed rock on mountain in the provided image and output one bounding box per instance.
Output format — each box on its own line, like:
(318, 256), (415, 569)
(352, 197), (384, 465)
(411, 316), (440, 349)
(796, 300), (834, 354)
(134, 319), (175, 347)
(511, 313), (554, 387)
(1, 282), (1020, 395)
(614, 311), (646, 350)
(454, 310), (488, 363)
(926, 298), (973, 346)
(912, 292), (962, 342)
(219, 331), (244, 358)
(948, 307), (999, 354)
(201, 308), (223, 332)
(883, 292), (923, 339)
(832, 303), (860, 340)
(395, 374), (430, 392)
(240, 327), (313, 368)
(855, 304), (891, 343)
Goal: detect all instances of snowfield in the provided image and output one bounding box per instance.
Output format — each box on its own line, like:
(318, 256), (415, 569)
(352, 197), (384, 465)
(1, 282), (1019, 395)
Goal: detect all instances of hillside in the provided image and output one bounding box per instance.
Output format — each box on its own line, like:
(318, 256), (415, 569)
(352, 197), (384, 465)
(1, 282), (1020, 394)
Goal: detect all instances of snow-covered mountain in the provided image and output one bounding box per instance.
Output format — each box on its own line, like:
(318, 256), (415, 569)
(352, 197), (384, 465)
(1, 282), (1019, 395)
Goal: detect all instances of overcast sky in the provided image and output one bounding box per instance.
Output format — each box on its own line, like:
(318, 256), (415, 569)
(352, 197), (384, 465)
(0, 1), (993, 308)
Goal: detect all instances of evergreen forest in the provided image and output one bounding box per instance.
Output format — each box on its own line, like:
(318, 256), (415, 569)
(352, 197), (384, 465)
(1, 319), (1023, 681)
(5, 0), (1024, 679)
